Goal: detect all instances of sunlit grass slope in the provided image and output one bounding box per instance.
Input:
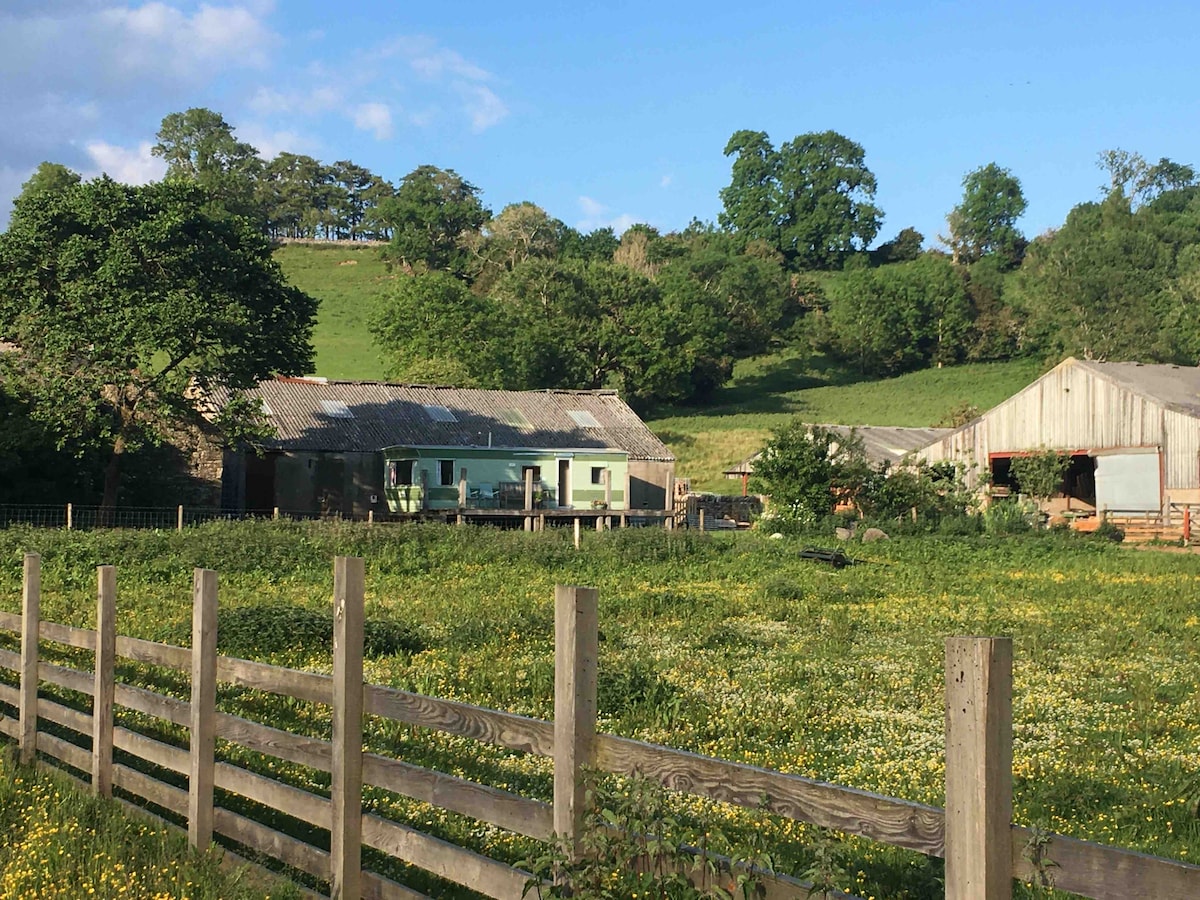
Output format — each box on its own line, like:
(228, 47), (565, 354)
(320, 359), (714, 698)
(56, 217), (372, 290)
(274, 243), (393, 380)
(650, 352), (1046, 490)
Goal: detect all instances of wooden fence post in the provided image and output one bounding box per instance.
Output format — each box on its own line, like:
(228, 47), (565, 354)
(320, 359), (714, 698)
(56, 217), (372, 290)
(332, 556), (365, 900)
(574, 517), (581, 550)
(93, 565), (117, 797)
(945, 636), (1013, 900)
(177, 505), (184, 532)
(19, 553), (40, 765)
(66, 503), (73, 531)
(273, 506), (280, 520)
(699, 508), (706, 531)
(554, 585), (598, 862)
(189, 568), (218, 851)
(603, 469), (612, 511)
(524, 468), (535, 512)
(459, 467), (468, 509)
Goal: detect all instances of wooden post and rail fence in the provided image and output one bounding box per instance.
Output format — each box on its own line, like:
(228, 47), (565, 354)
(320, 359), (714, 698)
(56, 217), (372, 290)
(0, 554), (1197, 899)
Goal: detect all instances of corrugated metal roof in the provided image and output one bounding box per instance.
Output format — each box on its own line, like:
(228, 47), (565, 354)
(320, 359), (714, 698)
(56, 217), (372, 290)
(237, 378), (675, 461)
(1075, 359), (1200, 417)
(725, 424), (952, 474)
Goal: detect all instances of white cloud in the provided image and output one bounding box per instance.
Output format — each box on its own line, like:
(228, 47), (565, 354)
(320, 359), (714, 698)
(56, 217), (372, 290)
(352, 102), (393, 140)
(248, 85), (341, 116)
(579, 196), (607, 218)
(83, 140), (166, 184)
(368, 34), (509, 132)
(576, 196), (638, 235)
(235, 123), (314, 161)
(459, 84), (508, 132)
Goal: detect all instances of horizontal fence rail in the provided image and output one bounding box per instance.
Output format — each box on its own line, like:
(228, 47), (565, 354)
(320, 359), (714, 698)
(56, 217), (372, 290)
(1, 555), (1198, 899)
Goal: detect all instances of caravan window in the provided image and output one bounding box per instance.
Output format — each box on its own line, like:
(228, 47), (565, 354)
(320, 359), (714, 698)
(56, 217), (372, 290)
(388, 460), (415, 486)
(439, 460), (455, 486)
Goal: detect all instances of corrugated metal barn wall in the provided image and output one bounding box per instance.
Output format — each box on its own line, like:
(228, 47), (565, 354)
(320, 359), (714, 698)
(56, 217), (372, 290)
(920, 362), (1173, 490)
(1164, 408), (1200, 490)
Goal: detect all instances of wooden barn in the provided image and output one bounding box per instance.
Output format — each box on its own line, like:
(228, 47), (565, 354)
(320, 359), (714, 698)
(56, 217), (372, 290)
(218, 378), (675, 519)
(916, 358), (1200, 516)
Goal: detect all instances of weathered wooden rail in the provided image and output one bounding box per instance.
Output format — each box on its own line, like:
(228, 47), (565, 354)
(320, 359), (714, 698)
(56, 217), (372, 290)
(0, 553), (1197, 899)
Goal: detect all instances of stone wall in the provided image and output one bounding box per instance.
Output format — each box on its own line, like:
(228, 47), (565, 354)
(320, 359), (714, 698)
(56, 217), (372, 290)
(687, 493), (764, 524)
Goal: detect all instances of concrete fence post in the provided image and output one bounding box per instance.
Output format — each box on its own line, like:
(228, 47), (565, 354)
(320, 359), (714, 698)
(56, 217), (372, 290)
(66, 503), (73, 531)
(331, 556), (365, 900)
(188, 568), (218, 851)
(177, 505), (184, 532)
(945, 636), (1013, 900)
(19, 553), (40, 765)
(92, 566), (117, 797)
(554, 585), (598, 864)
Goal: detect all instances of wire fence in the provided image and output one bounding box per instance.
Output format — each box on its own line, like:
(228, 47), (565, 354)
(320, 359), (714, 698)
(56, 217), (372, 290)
(0, 504), (372, 531)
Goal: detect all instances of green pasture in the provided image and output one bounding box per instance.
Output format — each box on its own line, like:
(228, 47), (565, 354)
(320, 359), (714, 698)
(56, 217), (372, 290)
(0, 743), (301, 899)
(650, 353), (1045, 490)
(1, 522), (1198, 898)
(274, 243), (394, 381)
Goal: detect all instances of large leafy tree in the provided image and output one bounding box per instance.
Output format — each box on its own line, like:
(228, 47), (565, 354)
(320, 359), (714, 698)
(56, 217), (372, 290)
(0, 177), (317, 510)
(377, 165), (489, 277)
(152, 108), (262, 218)
(943, 163), (1027, 266)
(818, 255), (971, 374)
(370, 272), (509, 387)
(14, 162), (81, 210)
(720, 130), (882, 269)
(1013, 188), (1200, 362)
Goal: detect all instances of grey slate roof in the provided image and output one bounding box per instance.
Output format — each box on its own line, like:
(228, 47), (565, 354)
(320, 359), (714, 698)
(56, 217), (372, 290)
(243, 378), (675, 461)
(1075, 359), (1200, 418)
(725, 424), (952, 475)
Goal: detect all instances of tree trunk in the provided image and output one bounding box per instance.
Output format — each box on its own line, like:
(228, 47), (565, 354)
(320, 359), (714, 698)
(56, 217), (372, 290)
(100, 435), (127, 526)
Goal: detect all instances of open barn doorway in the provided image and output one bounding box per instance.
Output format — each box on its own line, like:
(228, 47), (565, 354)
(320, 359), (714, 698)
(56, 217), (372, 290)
(989, 452), (1096, 507)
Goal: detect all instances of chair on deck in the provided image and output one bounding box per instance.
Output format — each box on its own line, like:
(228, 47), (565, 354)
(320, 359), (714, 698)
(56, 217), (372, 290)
(471, 483), (497, 507)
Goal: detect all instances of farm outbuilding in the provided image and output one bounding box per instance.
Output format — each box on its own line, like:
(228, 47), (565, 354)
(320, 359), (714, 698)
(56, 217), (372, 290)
(217, 378), (675, 518)
(916, 357), (1200, 515)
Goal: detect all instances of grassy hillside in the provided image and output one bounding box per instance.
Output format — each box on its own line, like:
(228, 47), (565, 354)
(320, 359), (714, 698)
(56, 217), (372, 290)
(649, 352), (1046, 491)
(274, 244), (1048, 491)
(274, 242), (393, 380)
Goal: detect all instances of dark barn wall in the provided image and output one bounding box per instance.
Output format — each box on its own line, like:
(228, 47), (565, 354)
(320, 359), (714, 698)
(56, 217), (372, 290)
(268, 450), (386, 517)
(628, 460), (675, 509)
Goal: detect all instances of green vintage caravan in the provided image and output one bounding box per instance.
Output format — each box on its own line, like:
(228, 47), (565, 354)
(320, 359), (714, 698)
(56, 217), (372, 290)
(382, 445), (629, 513)
(223, 379), (675, 519)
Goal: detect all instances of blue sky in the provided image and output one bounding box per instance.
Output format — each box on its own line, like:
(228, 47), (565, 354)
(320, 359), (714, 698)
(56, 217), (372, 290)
(3, 1), (1199, 246)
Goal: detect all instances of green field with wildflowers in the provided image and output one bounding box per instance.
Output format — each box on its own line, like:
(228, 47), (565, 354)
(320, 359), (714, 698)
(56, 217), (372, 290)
(0, 745), (301, 899)
(2, 521), (1198, 899)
